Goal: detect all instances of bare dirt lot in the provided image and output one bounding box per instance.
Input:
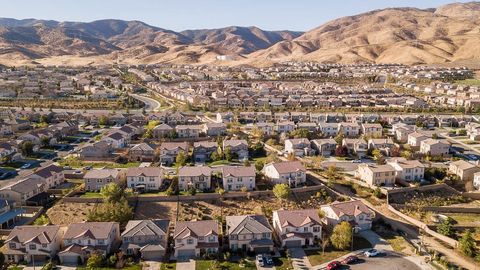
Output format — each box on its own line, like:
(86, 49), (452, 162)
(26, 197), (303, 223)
(47, 202), (95, 225)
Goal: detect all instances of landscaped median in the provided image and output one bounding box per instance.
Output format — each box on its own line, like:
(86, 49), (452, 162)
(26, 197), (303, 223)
(305, 236), (372, 266)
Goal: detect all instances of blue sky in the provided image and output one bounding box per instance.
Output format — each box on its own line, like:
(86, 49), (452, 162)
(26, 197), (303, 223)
(0, 0), (471, 31)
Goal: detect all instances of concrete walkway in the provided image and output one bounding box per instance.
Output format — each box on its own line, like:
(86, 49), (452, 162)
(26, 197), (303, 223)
(143, 261), (162, 270)
(288, 248), (312, 270)
(176, 259), (196, 270)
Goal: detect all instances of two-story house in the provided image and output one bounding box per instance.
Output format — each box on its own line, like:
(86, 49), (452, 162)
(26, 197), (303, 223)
(263, 161), (306, 187)
(202, 123), (227, 137)
(126, 167), (163, 192)
(386, 157), (425, 182)
(121, 219), (170, 260)
(178, 166), (212, 191)
(29, 164), (64, 189)
(84, 169), (122, 192)
(59, 222), (120, 264)
(176, 125), (202, 139)
(226, 215), (274, 253)
(361, 123), (383, 137)
(193, 141), (218, 164)
(420, 139), (450, 157)
(128, 143), (156, 162)
(159, 142), (189, 166)
(222, 166), (256, 191)
(311, 139), (337, 157)
(342, 138), (368, 158)
(339, 122), (360, 138)
(284, 138), (314, 157)
(4, 225), (62, 263)
(272, 209), (322, 248)
(449, 160), (480, 182)
(321, 200), (374, 231)
(0, 178), (47, 205)
(173, 220), (219, 258)
(223, 139), (249, 161)
(355, 164), (396, 187)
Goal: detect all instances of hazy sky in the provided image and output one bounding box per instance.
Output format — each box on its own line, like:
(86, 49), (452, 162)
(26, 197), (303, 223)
(0, 0), (471, 31)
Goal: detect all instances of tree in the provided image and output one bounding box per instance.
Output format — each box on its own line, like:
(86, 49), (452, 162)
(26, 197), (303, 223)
(321, 234), (330, 255)
(290, 128), (310, 139)
(224, 147), (233, 161)
(40, 136), (50, 148)
(335, 145), (348, 157)
(98, 115), (109, 126)
(33, 215), (50, 225)
(310, 156), (325, 169)
(326, 165), (337, 181)
(458, 230), (477, 258)
(175, 150), (187, 166)
(87, 200), (133, 224)
(86, 253), (104, 269)
(20, 141), (34, 157)
(372, 149), (385, 164)
(437, 218), (453, 237)
(330, 221), (352, 250)
(401, 150), (413, 160)
(273, 184), (291, 201)
(255, 160), (265, 172)
(286, 152), (296, 161)
(334, 133), (345, 145)
(100, 183), (126, 203)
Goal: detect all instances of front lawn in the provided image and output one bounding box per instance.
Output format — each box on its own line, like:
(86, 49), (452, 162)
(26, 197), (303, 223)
(196, 259), (256, 270)
(80, 192), (103, 198)
(306, 236), (372, 266)
(160, 262), (176, 270)
(77, 266), (141, 270)
(274, 254), (293, 270)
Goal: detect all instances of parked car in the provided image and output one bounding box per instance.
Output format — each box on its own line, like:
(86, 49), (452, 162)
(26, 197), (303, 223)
(264, 255), (273, 265)
(364, 249), (380, 257)
(20, 163), (31, 169)
(342, 255), (359, 264)
(327, 261), (341, 270)
(256, 255), (264, 267)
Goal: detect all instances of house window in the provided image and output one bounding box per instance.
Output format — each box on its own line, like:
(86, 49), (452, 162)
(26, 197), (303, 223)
(29, 244), (36, 250)
(9, 243), (15, 249)
(187, 239), (194, 245)
(98, 239), (104, 245)
(303, 227), (308, 232)
(176, 239), (182, 243)
(42, 244), (47, 248)
(313, 227), (320, 232)
(209, 236), (216, 242)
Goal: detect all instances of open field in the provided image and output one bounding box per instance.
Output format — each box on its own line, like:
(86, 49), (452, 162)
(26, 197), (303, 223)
(47, 202), (95, 225)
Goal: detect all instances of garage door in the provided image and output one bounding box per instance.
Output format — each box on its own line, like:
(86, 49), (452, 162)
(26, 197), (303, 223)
(177, 249), (196, 258)
(285, 240), (302, 248)
(60, 255), (80, 264)
(254, 247), (271, 253)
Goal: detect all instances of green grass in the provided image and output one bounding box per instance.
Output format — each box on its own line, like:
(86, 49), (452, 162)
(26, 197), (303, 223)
(77, 265), (141, 270)
(60, 157), (140, 169)
(446, 213), (480, 225)
(459, 140), (479, 145)
(80, 192), (103, 198)
(207, 160), (235, 166)
(196, 260), (256, 270)
(455, 79), (480, 86)
(306, 236), (372, 266)
(160, 262), (176, 270)
(274, 256), (293, 270)
(8, 267), (24, 270)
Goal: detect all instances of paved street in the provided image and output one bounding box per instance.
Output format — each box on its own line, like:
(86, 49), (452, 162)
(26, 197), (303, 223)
(358, 230), (393, 251)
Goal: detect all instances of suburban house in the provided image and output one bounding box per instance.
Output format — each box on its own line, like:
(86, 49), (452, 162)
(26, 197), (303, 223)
(272, 209), (322, 248)
(263, 161), (306, 187)
(178, 166), (212, 191)
(355, 164), (396, 186)
(176, 125), (202, 139)
(275, 121), (296, 134)
(222, 166), (256, 191)
(4, 225), (62, 263)
(339, 122), (360, 137)
(361, 123), (383, 137)
(321, 200), (374, 231)
(173, 220), (219, 258)
(84, 169), (122, 192)
(284, 138), (314, 157)
(102, 132), (127, 149)
(255, 123), (275, 136)
(59, 222), (120, 264)
(386, 158), (425, 182)
(159, 142), (189, 166)
(126, 167), (163, 192)
(79, 141), (113, 159)
(342, 138), (368, 158)
(153, 124), (174, 138)
(223, 139), (249, 161)
(311, 139), (337, 157)
(202, 123), (227, 137)
(0, 200), (24, 229)
(420, 139), (450, 157)
(121, 219), (170, 260)
(128, 143), (156, 162)
(449, 160), (480, 182)
(407, 132), (430, 148)
(29, 164), (64, 189)
(367, 138), (395, 156)
(0, 178), (47, 205)
(473, 172), (480, 190)
(225, 215), (274, 253)
(193, 141), (218, 164)
(318, 123), (339, 137)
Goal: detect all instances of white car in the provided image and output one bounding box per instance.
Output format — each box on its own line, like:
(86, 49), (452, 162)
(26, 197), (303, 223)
(364, 249), (380, 257)
(20, 164), (31, 169)
(256, 255), (264, 267)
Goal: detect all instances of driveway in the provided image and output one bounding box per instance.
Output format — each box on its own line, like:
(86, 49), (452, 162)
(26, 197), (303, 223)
(143, 261), (161, 270)
(358, 230), (393, 251)
(176, 259), (195, 270)
(288, 248), (312, 270)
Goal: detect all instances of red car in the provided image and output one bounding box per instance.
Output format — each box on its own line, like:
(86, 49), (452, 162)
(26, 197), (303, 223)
(342, 255), (359, 264)
(327, 261), (341, 270)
